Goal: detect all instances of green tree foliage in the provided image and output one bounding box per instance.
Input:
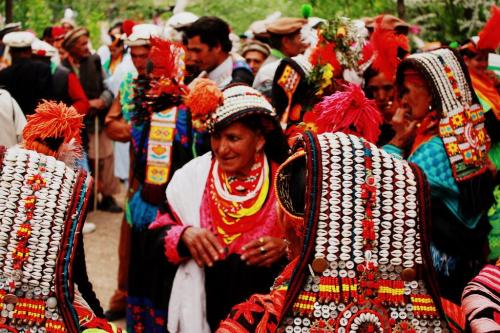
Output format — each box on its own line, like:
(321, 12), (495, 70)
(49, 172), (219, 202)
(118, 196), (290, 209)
(405, 0), (496, 44)
(183, 0), (395, 34)
(2, 0), (497, 45)
(12, 0), (53, 36)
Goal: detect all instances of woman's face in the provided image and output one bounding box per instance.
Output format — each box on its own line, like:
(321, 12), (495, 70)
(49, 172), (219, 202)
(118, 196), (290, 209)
(398, 76), (432, 122)
(211, 121), (265, 176)
(464, 51), (488, 75)
(366, 72), (395, 120)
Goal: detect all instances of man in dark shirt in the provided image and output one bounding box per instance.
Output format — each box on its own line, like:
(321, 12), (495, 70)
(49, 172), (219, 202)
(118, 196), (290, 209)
(0, 31), (54, 116)
(62, 27), (122, 213)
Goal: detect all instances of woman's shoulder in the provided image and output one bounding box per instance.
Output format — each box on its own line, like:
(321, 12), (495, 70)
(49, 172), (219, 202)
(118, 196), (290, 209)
(411, 136), (446, 158)
(168, 152), (213, 188)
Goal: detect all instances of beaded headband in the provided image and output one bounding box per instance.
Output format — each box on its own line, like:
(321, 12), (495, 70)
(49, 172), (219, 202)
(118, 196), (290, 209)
(398, 48), (490, 181)
(277, 132), (449, 332)
(186, 82), (278, 133)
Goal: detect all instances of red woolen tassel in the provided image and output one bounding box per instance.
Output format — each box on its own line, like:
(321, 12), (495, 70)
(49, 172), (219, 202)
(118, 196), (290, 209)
(314, 83), (383, 143)
(477, 5), (500, 50)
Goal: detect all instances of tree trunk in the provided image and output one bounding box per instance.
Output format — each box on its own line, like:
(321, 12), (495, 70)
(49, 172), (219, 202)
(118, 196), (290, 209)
(397, 0), (405, 19)
(5, 0), (13, 23)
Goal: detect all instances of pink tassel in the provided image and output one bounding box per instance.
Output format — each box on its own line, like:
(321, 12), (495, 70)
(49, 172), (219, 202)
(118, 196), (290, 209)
(314, 83), (383, 143)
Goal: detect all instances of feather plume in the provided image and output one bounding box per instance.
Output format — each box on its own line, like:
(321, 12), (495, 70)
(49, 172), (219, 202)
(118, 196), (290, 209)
(122, 20), (135, 37)
(360, 42), (373, 65)
(185, 78), (223, 119)
(56, 138), (83, 168)
(149, 37), (176, 78)
(477, 5), (500, 51)
(23, 100), (83, 149)
(314, 83), (383, 143)
(371, 16), (409, 81)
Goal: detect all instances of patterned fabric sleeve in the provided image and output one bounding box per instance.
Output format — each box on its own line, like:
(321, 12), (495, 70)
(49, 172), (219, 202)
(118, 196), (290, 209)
(382, 143), (404, 159)
(150, 212), (189, 264)
(407, 137), (458, 194)
(461, 264), (500, 333)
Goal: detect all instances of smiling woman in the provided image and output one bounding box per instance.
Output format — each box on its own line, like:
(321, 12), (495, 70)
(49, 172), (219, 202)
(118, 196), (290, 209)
(150, 82), (289, 332)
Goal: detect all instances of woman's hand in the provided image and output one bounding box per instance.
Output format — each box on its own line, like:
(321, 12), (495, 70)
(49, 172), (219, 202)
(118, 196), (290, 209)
(240, 236), (288, 267)
(389, 107), (419, 149)
(181, 227), (225, 267)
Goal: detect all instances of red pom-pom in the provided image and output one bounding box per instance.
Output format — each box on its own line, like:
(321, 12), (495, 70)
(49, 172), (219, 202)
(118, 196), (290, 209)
(314, 83), (383, 143)
(477, 5), (500, 51)
(185, 78), (223, 119)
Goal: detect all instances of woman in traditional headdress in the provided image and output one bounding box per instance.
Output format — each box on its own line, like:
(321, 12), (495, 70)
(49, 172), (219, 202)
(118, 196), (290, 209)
(0, 100), (122, 332)
(385, 48), (494, 303)
(218, 130), (451, 332)
(151, 82), (290, 332)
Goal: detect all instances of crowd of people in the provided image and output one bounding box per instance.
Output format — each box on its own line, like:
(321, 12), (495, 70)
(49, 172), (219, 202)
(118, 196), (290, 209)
(0, 4), (498, 333)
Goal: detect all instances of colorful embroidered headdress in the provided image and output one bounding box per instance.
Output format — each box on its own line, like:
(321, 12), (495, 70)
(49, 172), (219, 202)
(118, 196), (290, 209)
(186, 81), (278, 133)
(275, 132), (449, 332)
(218, 131), (450, 332)
(397, 48), (490, 182)
(0, 102), (121, 332)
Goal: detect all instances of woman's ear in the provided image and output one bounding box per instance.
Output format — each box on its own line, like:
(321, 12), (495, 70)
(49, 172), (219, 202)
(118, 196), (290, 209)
(256, 132), (265, 152)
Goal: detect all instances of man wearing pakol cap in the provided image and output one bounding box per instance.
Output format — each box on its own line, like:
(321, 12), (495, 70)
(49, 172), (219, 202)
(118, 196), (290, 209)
(241, 40), (271, 75)
(184, 16), (254, 88)
(253, 17), (309, 96)
(62, 27), (122, 213)
(0, 31), (54, 116)
(0, 22), (21, 69)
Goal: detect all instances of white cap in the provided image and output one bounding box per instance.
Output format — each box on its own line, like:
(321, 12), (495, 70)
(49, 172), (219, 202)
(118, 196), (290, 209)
(166, 12), (198, 29)
(2, 31), (35, 48)
(31, 39), (58, 58)
(308, 17), (326, 29)
(126, 24), (162, 46)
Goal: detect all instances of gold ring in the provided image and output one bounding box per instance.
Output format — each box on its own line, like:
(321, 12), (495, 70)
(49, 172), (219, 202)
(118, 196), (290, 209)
(259, 237), (265, 245)
(259, 246), (266, 254)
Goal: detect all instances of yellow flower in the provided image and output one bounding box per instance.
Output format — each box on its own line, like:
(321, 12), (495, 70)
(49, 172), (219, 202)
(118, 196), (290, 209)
(451, 114), (465, 127)
(446, 142), (459, 155)
(317, 63), (334, 96)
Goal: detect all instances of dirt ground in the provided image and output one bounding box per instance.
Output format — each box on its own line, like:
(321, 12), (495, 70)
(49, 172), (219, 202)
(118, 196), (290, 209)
(83, 184), (127, 330)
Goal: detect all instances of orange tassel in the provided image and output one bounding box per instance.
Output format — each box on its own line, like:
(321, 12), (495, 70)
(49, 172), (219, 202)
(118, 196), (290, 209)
(184, 78), (223, 119)
(23, 100), (83, 149)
